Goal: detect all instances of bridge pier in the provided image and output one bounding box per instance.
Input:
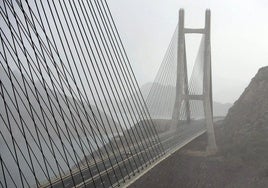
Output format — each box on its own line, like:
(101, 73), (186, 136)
(203, 10), (217, 152)
(172, 9), (191, 128)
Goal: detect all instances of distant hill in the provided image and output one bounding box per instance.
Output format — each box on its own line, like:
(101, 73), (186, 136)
(0, 66), (117, 143)
(213, 102), (232, 117)
(140, 82), (232, 118)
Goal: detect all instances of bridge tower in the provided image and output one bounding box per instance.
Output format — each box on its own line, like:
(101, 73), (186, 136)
(172, 9), (217, 152)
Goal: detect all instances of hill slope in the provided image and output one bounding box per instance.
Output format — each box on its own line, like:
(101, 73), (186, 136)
(219, 66), (268, 166)
(0, 67), (117, 143)
(223, 66), (268, 143)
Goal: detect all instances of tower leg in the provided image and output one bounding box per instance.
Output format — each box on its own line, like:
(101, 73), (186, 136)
(203, 99), (217, 152)
(204, 9), (217, 152)
(171, 9), (185, 130)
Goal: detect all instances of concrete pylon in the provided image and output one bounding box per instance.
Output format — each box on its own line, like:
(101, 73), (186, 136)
(171, 9), (190, 130)
(203, 10), (217, 153)
(171, 9), (217, 152)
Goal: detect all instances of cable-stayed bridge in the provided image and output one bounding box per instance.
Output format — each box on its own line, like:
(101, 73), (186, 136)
(0, 1), (216, 187)
(146, 9), (217, 153)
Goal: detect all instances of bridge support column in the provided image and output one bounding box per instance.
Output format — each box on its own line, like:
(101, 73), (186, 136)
(172, 9), (191, 130)
(203, 10), (217, 152)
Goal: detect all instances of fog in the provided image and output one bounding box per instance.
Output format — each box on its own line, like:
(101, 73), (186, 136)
(1, 1), (268, 187)
(108, 0), (268, 103)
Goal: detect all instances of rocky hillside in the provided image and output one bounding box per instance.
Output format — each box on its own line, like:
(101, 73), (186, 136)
(225, 66), (268, 121)
(223, 66), (268, 138)
(221, 66), (268, 163)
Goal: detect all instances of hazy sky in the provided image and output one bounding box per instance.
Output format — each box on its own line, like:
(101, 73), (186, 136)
(108, 0), (268, 103)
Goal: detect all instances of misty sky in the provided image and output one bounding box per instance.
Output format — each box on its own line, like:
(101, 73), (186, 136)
(108, 0), (268, 104)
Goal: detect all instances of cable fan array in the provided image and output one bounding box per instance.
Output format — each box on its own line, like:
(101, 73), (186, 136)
(0, 0), (164, 187)
(145, 26), (206, 121)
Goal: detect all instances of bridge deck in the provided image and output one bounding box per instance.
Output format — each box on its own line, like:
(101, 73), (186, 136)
(44, 120), (206, 188)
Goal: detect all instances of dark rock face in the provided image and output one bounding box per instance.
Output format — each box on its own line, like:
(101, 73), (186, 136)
(225, 66), (268, 125)
(221, 66), (268, 163)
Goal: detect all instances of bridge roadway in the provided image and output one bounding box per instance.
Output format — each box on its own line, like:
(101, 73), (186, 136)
(40, 120), (206, 188)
